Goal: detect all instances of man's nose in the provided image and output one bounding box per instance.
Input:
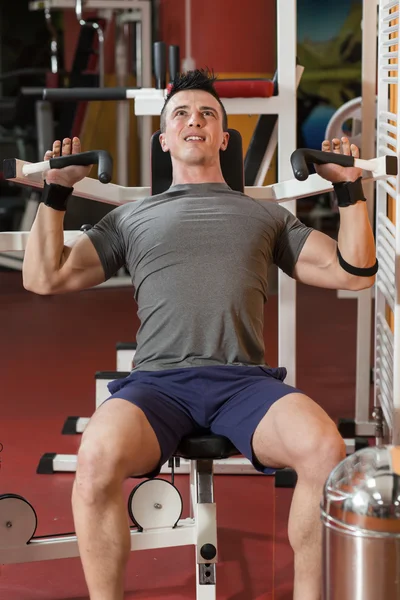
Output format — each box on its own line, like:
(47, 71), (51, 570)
(188, 113), (202, 127)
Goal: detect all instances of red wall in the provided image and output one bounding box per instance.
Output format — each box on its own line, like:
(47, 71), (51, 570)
(158, 0), (276, 75)
(63, 1), (276, 76)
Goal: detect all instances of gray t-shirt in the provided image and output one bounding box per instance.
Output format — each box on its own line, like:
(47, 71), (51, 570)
(86, 182), (313, 371)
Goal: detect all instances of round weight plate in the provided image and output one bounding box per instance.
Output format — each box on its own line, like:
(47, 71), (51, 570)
(128, 479), (183, 531)
(0, 494), (37, 546)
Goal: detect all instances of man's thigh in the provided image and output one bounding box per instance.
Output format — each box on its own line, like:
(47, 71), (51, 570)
(209, 366), (302, 474)
(81, 399), (163, 479)
(251, 392), (343, 472)
(82, 371), (197, 478)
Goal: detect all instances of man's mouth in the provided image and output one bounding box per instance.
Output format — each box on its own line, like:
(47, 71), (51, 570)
(184, 136), (205, 142)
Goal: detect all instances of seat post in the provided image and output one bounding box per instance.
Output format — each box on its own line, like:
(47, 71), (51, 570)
(196, 459), (214, 503)
(194, 458), (217, 597)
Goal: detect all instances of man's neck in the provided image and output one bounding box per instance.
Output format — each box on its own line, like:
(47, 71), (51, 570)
(171, 163), (226, 186)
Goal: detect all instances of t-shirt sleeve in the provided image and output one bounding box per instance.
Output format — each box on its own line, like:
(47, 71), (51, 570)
(272, 205), (313, 276)
(84, 206), (127, 280)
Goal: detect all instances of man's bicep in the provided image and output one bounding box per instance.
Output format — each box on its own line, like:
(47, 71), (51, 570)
(291, 230), (343, 288)
(55, 234), (107, 292)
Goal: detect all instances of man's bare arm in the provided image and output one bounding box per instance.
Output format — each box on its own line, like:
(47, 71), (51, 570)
(23, 137), (105, 295)
(292, 137), (377, 291)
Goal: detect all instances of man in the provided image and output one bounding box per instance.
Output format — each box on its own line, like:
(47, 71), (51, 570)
(23, 70), (377, 600)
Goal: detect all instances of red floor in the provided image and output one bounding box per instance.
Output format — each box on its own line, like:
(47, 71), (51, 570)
(0, 270), (361, 599)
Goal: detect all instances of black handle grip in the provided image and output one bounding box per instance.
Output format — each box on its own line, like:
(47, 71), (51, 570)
(154, 41), (167, 89)
(169, 45), (180, 81)
(49, 150), (113, 184)
(41, 87), (136, 101)
(291, 149), (354, 181)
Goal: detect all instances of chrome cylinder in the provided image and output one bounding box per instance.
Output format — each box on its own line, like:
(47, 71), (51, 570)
(321, 445), (400, 599)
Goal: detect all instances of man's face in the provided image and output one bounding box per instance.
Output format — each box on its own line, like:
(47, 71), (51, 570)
(159, 90), (229, 166)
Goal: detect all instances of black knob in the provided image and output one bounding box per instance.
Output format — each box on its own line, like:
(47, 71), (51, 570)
(200, 543), (216, 560)
(80, 224), (92, 232)
(169, 45), (180, 81)
(154, 41), (167, 89)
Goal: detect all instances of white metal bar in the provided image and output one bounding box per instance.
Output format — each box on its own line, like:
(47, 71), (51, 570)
(354, 289), (373, 426)
(254, 65), (304, 187)
(380, 212), (397, 237)
(378, 221), (396, 251)
(354, 0), (379, 430)
(137, 0), (152, 186)
(115, 11), (130, 187)
(116, 349), (136, 371)
(276, 0), (297, 386)
(377, 382), (393, 421)
(380, 110), (397, 121)
(379, 144), (397, 156)
(5, 151), (396, 210)
(42, 453), (261, 475)
(383, 10), (399, 21)
(0, 162), (314, 204)
(377, 248), (395, 279)
(382, 38), (399, 47)
(378, 132), (398, 149)
(383, 19), (399, 35)
(383, 0), (398, 10)
(382, 25), (399, 35)
(196, 580), (216, 600)
(76, 417), (90, 433)
(0, 253), (23, 269)
(376, 324), (394, 358)
(0, 518), (196, 564)
(378, 388), (394, 430)
(376, 339), (394, 368)
(377, 280), (395, 312)
(376, 372), (393, 411)
(0, 231), (81, 252)
(377, 312), (395, 346)
(376, 231), (396, 262)
(380, 276), (396, 307)
(377, 235), (395, 266)
(376, 332), (394, 374)
(379, 132), (398, 148)
(377, 248), (394, 287)
(376, 354), (394, 384)
(380, 121), (397, 135)
(376, 344), (394, 375)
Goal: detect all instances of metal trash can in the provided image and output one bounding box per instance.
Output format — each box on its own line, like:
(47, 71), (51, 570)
(321, 445), (400, 599)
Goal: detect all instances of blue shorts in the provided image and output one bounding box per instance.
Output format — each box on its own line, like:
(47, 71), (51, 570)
(106, 365), (301, 477)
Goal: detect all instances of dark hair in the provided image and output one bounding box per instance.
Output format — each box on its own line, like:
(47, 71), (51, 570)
(160, 69), (228, 132)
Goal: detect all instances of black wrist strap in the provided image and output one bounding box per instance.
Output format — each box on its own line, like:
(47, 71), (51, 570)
(42, 182), (73, 212)
(333, 176), (366, 207)
(337, 247), (379, 277)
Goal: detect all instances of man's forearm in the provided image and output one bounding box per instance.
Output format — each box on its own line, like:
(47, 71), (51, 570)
(337, 201), (377, 269)
(23, 202), (68, 294)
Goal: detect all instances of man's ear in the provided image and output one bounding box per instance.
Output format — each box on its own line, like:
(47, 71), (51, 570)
(220, 131), (230, 152)
(159, 132), (169, 153)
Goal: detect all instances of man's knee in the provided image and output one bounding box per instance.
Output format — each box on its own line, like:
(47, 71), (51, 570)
(74, 441), (126, 504)
(73, 401), (162, 504)
(295, 419), (346, 480)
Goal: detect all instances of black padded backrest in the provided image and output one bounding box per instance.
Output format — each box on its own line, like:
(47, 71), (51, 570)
(150, 128), (244, 195)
